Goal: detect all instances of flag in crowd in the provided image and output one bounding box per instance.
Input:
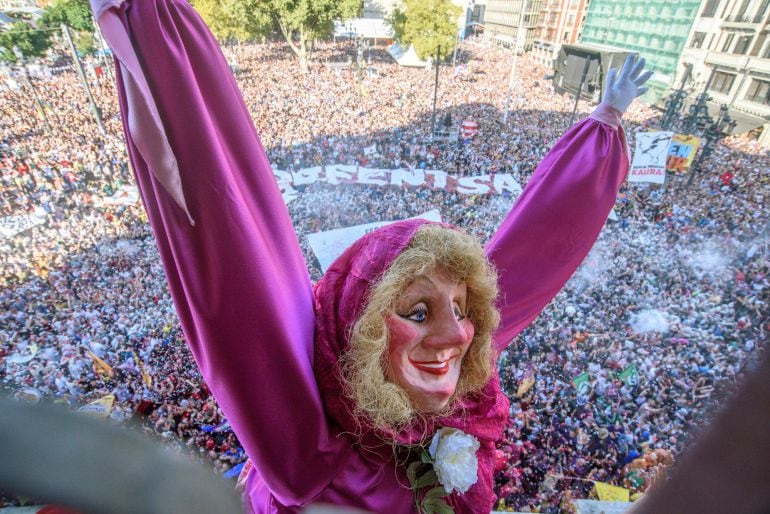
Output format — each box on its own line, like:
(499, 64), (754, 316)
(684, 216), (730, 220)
(516, 363), (536, 398)
(618, 364), (640, 388)
(573, 372), (591, 405)
(86, 350), (114, 378)
(593, 481), (631, 502)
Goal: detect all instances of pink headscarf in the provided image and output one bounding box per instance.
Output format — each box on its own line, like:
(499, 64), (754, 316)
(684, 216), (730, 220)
(313, 219), (509, 513)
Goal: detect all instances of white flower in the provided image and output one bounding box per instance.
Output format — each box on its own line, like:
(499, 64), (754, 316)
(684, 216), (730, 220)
(428, 427), (480, 494)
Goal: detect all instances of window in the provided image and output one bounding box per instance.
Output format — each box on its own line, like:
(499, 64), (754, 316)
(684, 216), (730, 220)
(711, 71), (736, 94)
(734, 35), (753, 54)
(702, 0), (720, 17)
(736, 0), (751, 18)
(750, 32), (767, 55)
(690, 32), (707, 48)
(745, 79), (770, 105)
(722, 33), (735, 52)
(758, 0), (770, 19)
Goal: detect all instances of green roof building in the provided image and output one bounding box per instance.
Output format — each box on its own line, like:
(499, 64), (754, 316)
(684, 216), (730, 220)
(579, 0), (702, 101)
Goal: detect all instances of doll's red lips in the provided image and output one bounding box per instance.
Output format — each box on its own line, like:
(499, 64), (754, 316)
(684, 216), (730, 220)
(409, 357), (455, 375)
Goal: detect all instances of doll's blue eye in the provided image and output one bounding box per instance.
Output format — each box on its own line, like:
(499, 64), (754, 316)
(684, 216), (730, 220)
(405, 307), (427, 322)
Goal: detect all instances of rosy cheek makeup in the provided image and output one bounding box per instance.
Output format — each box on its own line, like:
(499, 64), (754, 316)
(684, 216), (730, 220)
(462, 319), (475, 343)
(385, 314), (421, 354)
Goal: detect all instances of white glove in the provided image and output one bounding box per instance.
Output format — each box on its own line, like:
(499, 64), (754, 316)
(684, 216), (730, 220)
(602, 54), (653, 114)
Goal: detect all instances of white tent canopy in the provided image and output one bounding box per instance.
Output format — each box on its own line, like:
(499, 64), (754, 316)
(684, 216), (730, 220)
(387, 43), (429, 68)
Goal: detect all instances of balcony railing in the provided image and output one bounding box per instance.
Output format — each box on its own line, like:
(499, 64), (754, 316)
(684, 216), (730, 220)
(724, 13), (766, 23)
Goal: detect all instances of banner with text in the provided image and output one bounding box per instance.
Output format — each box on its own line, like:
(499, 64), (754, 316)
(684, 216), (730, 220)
(0, 206), (47, 239)
(308, 210), (442, 273)
(666, 134), (701, 174)
(629, 131), (674, 184)
(78, 394), (115, 419)
(273, 165), (522, 204)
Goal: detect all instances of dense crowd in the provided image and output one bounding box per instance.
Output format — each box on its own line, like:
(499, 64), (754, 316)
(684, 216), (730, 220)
(1, 38), (768, 511)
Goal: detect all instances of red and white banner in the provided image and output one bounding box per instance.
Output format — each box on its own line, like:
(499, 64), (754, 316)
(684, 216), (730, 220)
(460, 120), (479, 139)
(273, 164), (521, 204)
(629, 131), (674, 185)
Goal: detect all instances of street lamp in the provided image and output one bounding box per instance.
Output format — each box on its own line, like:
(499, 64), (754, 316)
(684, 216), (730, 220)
(686, 103), (736, 187)
(503, 0), (529, 123)
(661, 63), (692, 131)
(430, 45), (441, 141)
(12, 46), (52, 135)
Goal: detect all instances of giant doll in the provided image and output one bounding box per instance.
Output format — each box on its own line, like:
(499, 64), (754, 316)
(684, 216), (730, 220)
(90, 0), (651, 512)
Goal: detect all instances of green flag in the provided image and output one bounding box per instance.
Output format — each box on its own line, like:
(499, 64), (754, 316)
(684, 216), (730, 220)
(618, 364), (639, 387)
(573, 372), (591, 404)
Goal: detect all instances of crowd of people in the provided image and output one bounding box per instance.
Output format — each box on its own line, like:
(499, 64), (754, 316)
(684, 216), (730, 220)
(1, 37), (768, 511)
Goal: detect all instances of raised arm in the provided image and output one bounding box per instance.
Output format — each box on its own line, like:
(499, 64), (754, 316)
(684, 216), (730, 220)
(93, 0), (345, 505)
(486, 55), (651, 352)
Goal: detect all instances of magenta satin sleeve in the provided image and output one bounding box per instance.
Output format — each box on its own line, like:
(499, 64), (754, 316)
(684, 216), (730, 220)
(94, 0), (345, 505)
(485, 105), (629, 352)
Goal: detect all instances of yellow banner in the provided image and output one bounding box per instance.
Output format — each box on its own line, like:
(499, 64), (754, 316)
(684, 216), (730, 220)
(78, 394), (115, 419)
(666, 134), (701, 173)
(594, 481), (630, 502)
(86, 350), (114, 377)
(516, 375), (535, 398)
(133, 351), (153, 388)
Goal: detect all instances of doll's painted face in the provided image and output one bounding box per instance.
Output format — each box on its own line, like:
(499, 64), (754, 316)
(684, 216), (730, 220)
(386, 268), (475, 413)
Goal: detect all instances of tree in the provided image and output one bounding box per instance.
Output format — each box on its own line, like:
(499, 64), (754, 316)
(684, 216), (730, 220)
(262, 0), (362, 73)
(74, 31), (95, 55)
(39, 0), (93, 33)
(0, 22), (53, 63)
(191, 0), (271, 43)
(388, 0), (461, 61)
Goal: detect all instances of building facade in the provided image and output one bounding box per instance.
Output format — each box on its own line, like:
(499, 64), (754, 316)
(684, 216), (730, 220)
(364, 0), (480, 35)
(363, 0), (398, 19)
(484, 0), (544, 50)
(0, 0), (38, 9)
(677, 0), (770, 141)
(464, 0), (486, 35)
(579, 0), (702, 100)
(532, 0), (590, 65)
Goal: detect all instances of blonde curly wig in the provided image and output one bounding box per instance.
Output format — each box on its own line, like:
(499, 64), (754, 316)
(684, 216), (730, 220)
(339, 224), (500, 433)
